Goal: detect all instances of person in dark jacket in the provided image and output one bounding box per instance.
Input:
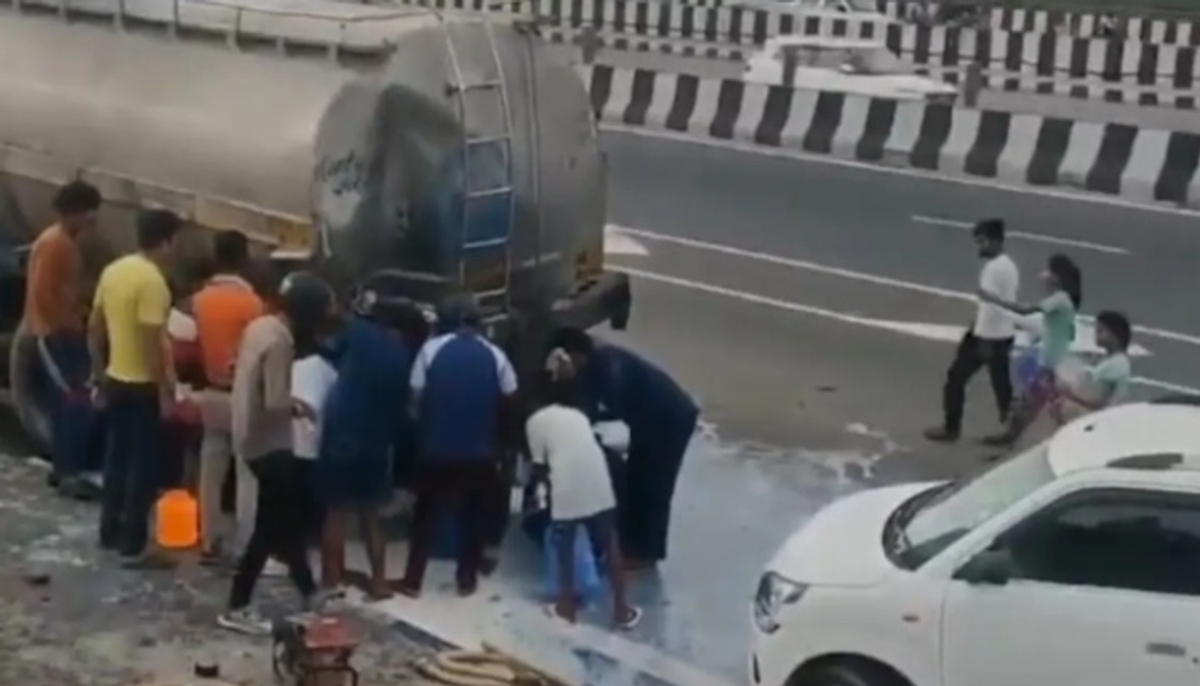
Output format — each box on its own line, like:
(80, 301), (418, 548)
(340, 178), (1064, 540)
(549, 328), (698, 570)
(315, 291), (421, 601)
(399, 295), (518, 597)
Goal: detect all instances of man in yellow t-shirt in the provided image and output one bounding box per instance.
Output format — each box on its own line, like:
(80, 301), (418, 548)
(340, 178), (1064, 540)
(89, 208), (180, 568)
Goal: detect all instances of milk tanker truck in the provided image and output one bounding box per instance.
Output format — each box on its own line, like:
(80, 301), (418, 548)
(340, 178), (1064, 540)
(0, 0), (631, 448)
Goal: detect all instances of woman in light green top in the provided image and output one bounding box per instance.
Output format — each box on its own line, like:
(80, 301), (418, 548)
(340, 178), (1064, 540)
(977, 253), (1082, 447)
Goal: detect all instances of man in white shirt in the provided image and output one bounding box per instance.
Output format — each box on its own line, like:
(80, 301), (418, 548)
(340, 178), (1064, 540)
(926, 219), (1021, 443)
(292, 352), (338, 539)
(526, 384), (641, 630)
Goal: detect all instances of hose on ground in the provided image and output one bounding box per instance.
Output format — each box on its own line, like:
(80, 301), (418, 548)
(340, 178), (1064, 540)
(413, 645), (566, 686)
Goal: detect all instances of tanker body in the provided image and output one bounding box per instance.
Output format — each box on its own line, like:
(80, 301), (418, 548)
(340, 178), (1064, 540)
(0, 0), (630, 446)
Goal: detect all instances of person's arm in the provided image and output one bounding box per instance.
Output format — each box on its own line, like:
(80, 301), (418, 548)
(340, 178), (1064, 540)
(27, 240), (68, 332)
(261, 335), (294, 413)
(408, 340), (431, 419)
(136, 278), (173, 410)
(87, 278), (108, 387)
(976, 289), (1038, 316)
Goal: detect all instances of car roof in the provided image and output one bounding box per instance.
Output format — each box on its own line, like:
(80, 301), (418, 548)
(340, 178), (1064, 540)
(1048, 401), (1200, 476)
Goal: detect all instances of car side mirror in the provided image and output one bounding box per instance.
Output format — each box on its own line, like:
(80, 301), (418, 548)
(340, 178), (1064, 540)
(955, 549), (1014, 586)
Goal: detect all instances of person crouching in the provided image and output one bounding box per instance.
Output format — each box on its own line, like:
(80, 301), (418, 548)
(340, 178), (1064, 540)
(526, 380), (641, 629)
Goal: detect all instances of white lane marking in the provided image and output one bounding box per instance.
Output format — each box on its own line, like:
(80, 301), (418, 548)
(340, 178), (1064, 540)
(873, 317), (1150, 357)
(602, 124), (1200, 220)
(621, 265), (1198, 395)
(911, 214), (1132, 256)
(604, 224), (651, 256)
(614, 225), (1200, 348)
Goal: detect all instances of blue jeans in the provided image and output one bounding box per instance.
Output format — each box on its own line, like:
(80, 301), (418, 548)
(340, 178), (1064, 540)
(98, 379), (162, 557)
(37, 332), (94, 478)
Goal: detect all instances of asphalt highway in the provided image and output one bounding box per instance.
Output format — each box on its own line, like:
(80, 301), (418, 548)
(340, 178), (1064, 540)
(599, 127), (1200, 471)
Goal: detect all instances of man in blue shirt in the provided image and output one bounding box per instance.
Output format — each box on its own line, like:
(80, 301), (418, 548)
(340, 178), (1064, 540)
(550, 328), (698, 570)
(399, 296), (518, 597)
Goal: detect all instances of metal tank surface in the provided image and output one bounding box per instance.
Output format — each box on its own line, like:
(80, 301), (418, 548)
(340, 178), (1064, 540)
(0, 0), (630, 447)
(0, 0), (618, 313)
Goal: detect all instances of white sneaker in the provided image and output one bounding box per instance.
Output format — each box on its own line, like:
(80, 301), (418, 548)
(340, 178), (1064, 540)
(217, 607), (272, 636)
(263, 559), (288, 577)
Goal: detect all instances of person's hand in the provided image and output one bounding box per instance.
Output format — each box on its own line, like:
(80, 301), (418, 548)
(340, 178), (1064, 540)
(292, 400), (317, 422)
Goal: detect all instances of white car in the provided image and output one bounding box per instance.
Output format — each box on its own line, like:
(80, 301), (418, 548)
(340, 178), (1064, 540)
(751, 396), (1200, 686)
(742, 37), (957, 104)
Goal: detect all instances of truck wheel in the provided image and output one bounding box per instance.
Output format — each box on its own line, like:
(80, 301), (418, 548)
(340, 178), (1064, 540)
(8, 320), (50, 453)
(802, 662), (904, 686)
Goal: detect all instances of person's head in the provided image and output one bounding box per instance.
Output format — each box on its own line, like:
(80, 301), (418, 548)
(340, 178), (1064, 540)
(1094, 310), (1131, 353)
(437, 293), (482, 333)
(135, 208), (181, 265)
(1043, 253), (1083, 308)
(549, 326), (594, 376)
(276, 271), (336, 350)
(540, 377), (576, 409)
(212, 230), (250, 274)
(52, 180), (101, 237)
(972, 218), (1005, 258)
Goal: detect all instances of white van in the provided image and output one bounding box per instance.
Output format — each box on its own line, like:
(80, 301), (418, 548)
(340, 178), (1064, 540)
(751, 398), (1200, 686)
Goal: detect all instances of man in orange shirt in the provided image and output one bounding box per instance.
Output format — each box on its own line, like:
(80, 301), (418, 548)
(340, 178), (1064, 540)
(24, 180), (101, 500)
(192, 230), (265, 564)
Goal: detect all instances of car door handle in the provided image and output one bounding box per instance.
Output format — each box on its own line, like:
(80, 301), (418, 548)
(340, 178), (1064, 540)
(1145, 642), (1187, 658)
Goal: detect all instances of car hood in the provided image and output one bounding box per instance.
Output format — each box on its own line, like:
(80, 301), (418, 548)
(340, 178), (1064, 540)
(765, 482), (941, 586)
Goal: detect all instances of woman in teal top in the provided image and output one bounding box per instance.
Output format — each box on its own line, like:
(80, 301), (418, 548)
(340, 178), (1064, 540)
(978, 253), (1082, 447)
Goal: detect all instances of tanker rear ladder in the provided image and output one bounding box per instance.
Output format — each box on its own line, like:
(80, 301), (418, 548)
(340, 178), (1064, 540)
(442, 17), (516, 312)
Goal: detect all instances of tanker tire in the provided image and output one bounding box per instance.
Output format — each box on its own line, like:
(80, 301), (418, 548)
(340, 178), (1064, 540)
(8, 319), (51, 456)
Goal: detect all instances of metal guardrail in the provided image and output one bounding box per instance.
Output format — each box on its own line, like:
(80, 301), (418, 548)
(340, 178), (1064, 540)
(3, 0), (428, 58)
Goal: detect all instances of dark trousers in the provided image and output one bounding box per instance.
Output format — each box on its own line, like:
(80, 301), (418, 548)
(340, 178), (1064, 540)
(621, 411), (697, 563)
(99, 379), (162, 558)
(37, 332), (94, 478)
(229, 451), (318, 609)
(403, 460), (495, 589)
(942, 332), (1014, 435)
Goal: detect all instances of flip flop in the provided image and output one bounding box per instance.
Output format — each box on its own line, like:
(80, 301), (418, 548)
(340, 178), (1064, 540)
(615, 606), (643, 631)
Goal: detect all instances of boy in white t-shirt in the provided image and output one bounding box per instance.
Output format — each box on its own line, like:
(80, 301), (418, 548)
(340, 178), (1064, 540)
(526, 383), (642, 630)
(291, 354), (338, 538)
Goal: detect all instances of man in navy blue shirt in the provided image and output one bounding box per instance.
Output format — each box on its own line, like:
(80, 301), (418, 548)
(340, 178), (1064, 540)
(399, 296), (518, 597)
(550, 328), (698, 570)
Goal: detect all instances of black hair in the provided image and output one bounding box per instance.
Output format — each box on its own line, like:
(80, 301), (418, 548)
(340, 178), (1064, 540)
(136, 209), (181, 251)
(213, 230), (250, 272)
(52, 180), (102, 216)
(972, 218), (1005, 243)
(1096, 310), (1132, 350)
(542, 378), (576, 407)
(1046, 253), (1083, 309)
(437, 293), (482, 330)
(549, 326), (594, 356)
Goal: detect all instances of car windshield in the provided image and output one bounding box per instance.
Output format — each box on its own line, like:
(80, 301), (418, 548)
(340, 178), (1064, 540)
(893, 441), (1055, 568)
(848, 48), (910, 75)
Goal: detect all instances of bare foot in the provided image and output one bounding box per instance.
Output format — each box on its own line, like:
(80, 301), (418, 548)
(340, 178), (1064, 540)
(366, 580), (394, 601)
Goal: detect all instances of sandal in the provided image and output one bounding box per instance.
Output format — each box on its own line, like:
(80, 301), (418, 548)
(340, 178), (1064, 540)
(615, 606), (643, 631)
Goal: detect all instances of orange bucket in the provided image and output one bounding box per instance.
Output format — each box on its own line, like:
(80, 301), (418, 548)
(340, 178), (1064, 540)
(155, 488), (199, 549)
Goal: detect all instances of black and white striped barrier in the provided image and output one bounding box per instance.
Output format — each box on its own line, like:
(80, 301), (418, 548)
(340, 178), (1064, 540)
(544, 28), (1200, 109)
(399, 0), (1200, 95)
(875, 1), (1200, 46)
(578, 63), (1200, 207)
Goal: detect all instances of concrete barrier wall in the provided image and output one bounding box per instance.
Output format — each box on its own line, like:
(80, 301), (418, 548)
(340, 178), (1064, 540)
(578, 63), (1200, 207)
(401, 0), (1200, 97)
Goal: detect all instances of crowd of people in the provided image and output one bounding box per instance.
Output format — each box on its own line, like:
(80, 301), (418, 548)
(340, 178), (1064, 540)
(924, 218), (1135, 448)
(22, 180), (700, 636)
